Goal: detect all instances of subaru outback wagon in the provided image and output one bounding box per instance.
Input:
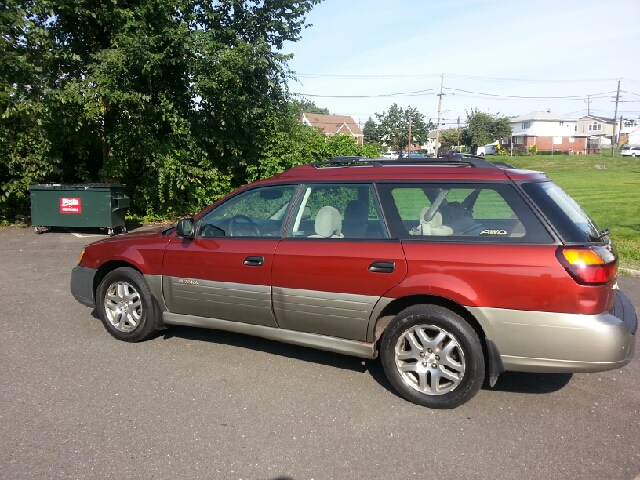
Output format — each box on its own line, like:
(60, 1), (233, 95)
(71, 156), (637, 408)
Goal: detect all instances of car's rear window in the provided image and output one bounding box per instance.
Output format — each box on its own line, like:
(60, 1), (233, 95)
(376, 182), (553, 243)
(521, 181), (604, 243)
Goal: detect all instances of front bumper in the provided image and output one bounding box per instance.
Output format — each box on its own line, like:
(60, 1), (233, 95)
(468, 290), (637, 373)
(70, 266), (97, 308)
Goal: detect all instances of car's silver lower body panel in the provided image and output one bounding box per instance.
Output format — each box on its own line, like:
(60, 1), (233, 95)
(272, 287), (379, 341)
(145, 274), (166, 311)
(162, 277), (278, 328)
(467, 306), (636, 373)
(162, 312), (376, 359)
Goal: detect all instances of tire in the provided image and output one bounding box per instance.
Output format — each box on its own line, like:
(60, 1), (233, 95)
(380, 304), (485, 409)
(97, 267), (160, 342)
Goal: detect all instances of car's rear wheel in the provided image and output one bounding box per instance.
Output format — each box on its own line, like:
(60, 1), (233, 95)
(97, 267), (160, 342)
(380, 304), (485, 408)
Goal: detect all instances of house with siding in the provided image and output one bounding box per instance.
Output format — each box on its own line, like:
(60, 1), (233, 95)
(628, 125), (640, 146)
(575, 115), (616, 145)
(301, 113), (364, 145)
(509, 110), (585, 153)
(620, 118), (640, 145)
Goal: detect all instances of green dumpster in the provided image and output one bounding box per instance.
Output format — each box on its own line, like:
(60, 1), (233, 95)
(29, 184), (130, 235)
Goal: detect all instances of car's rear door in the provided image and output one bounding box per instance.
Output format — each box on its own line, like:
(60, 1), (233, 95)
(162, 184), (296, 327)
(271, 183), (407, 341)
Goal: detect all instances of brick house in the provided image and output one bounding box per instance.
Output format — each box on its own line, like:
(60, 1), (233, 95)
(509, 110), (587, 153)
(301, 113), (364, 145)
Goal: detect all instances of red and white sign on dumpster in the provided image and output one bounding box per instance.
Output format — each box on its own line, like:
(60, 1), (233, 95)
(60, 197), (82, 214)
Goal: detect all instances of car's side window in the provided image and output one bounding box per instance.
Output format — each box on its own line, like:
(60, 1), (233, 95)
(379, 183), (553, 243)
(286, 183), (388, 239)
(197, 185), (296, 238)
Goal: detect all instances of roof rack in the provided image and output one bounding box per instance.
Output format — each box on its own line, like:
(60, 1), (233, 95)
(311, 154), (503, 169)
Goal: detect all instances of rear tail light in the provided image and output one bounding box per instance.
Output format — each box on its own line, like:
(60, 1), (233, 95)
(556, 246), (617, 285)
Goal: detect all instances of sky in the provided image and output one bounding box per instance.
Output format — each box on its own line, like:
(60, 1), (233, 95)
(283, 0), (640, 129)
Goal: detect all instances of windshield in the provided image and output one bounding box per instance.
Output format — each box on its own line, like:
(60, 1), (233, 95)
(521, 181), (604, 243)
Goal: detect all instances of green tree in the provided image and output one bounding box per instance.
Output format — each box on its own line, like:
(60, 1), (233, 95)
(292, 98), (330, 115)
(0, 0), (62, 219)
(247, 118), (380, 183)
(362, 117), (379, 145)
(438, 128), (462, 149)
(461, 108), (512, 155)
(1, 0), (322, 218)
(375, 104), (434, 157)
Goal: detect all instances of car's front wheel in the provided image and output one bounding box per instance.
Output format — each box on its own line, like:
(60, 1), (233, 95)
(97, 267), (160, 342)
(380, 305), (485, 408)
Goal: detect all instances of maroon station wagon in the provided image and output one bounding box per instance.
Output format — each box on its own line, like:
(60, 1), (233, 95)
(71, 156), (637, 408)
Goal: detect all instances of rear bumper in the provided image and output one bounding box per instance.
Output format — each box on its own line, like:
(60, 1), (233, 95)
(468, 290), (637, 373)
(70, 266), (97, 308)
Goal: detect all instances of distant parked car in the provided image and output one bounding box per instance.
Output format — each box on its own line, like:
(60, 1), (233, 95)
(476, 144), (497, 156)
(621, 146), (640, 157)
(382, 152), (398, 159)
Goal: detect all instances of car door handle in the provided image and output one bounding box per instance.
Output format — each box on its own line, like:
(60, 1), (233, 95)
(369, 261), (395, 273)
(243, 256), (264, 267)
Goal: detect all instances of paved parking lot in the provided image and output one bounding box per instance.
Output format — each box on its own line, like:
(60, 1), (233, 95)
(1, 225), (639, 480)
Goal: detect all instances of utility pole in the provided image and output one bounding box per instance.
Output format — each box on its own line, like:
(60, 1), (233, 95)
(407, 116), (412, 158)
(611, 80), (621, 157)
(584, 95), (591, 116)
(434, 74), (445, 157)
(456, 116), (461, 152)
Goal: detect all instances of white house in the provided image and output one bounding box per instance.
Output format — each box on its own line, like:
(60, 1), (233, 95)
(621, 118), (639, 135)
(509, 110), (584, 152)
(628, 125), (640, 146)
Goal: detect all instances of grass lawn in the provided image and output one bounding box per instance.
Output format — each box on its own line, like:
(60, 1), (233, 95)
(503, 152), (640, 271)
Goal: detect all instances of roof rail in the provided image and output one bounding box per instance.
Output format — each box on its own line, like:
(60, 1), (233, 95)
(311, 156), (382, 166)
(311, 154), (501, 169)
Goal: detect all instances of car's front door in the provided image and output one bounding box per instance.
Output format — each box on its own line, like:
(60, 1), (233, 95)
(271, 183), (407, 341)
(162, 184), (297, 327)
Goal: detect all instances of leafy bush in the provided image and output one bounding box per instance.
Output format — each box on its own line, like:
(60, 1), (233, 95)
(0, 0), (324, 220)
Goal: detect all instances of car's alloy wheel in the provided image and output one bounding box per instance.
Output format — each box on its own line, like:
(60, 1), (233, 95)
(380, 304), (485, 409)
(394, 324), (466, 395)
(97, 267), (160, 342)
(104, 281), (142, 333)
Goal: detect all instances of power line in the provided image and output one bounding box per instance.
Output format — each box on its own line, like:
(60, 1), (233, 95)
(295, 87), (616, 102)
(294, 89), (435, 98)
(295, 72), (633, 84)
(444, 87), (613, 100)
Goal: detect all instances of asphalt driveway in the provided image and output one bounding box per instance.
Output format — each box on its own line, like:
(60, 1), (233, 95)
(1, 225), (639, 480)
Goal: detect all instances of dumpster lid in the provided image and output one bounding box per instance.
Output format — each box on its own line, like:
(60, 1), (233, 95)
(29, 183), (126, 189)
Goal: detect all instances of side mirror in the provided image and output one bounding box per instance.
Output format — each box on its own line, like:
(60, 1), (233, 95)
(302, 206), (312, 220)
(176, 218), (195, 238)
